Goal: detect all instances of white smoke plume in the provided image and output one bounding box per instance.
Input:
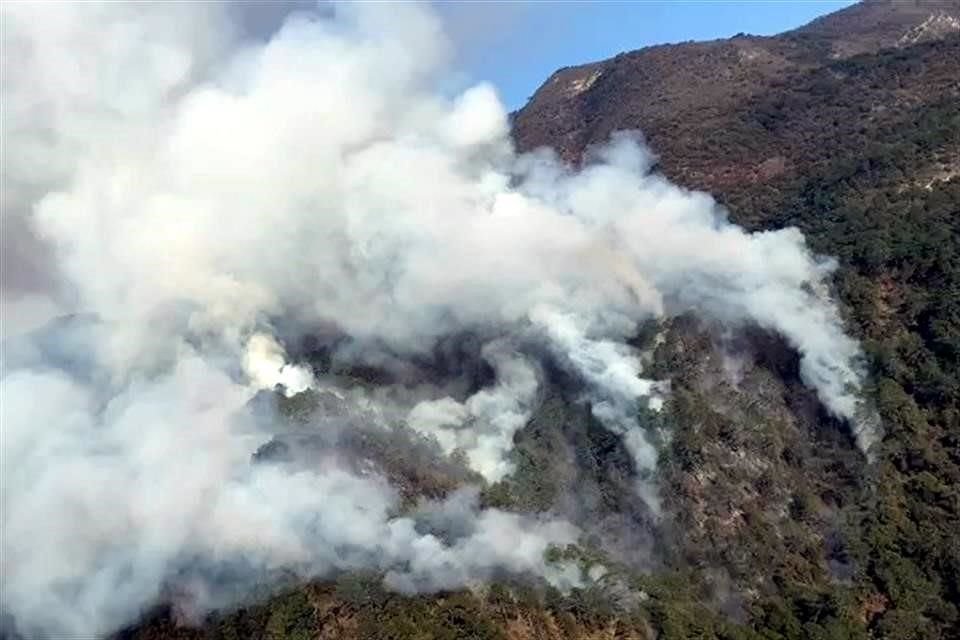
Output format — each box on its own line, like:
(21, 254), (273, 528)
(407, 340), (540, 483)
(1, 1), (878, 636)
(243, 332), (316, 396)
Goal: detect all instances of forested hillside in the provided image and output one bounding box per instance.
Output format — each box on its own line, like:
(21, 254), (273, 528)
(511, 1), (960, 637)
(98, 2), (959, 639)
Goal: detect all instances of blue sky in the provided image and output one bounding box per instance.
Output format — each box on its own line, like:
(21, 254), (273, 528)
(438, 1), (855, 109)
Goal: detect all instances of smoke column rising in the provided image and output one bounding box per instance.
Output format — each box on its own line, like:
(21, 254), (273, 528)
(1, 1), (878, 636)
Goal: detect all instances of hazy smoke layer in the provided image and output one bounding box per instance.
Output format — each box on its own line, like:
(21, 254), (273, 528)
(408, 339), (540, 482)
(1, 1), (877, 636)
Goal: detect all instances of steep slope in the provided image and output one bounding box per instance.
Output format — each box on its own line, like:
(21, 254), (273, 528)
(76, 3), (960, 640)
(512, 2), (960, 639)
(513, 1), (959, 193)
(794, 0), (960, 56)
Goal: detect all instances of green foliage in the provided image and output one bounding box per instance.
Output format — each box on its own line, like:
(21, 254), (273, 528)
(276, 389), (322, 424)
(263, 590), (314, 640)
(707, 39), (959, 640)
(354, 592), (504, 640)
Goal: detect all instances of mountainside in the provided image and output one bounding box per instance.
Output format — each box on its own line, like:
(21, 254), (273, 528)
(513, 0), (959, 187)
(511, 1), (960, 638)
(14, 2), (958, 640)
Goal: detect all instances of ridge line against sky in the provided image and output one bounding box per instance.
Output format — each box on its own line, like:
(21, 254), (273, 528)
(237, 1), (858, 109)
(437, 0), (855, 108)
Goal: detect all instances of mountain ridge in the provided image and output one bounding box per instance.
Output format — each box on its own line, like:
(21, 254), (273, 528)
(513, 1), (959, 180)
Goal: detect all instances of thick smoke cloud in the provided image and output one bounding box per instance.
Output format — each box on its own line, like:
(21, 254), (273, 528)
(1, 353), (581, 636)
(1, 1), (878, 637)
